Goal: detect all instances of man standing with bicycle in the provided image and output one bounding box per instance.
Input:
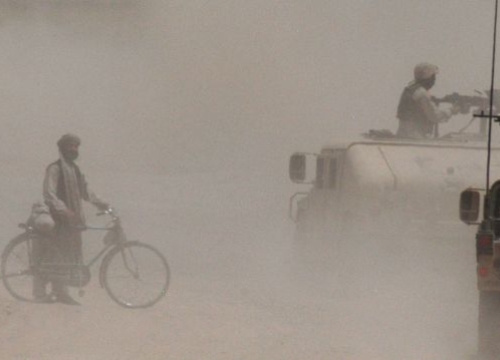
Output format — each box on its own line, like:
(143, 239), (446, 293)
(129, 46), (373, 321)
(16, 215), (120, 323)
(35, 133), (109, 305)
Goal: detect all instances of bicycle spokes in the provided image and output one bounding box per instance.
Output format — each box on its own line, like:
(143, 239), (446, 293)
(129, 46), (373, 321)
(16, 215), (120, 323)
(102, 242), (170, 308)
(120, 248), (140, 279)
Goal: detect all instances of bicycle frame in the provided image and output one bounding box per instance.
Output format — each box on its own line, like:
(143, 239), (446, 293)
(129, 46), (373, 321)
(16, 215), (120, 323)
(76, 209), (127, 267)
(76, 209), (131, 288)
(19, 209), (128, 288)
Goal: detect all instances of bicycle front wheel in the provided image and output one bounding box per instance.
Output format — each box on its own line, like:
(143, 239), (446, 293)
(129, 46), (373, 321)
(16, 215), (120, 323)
(101, 242), (170, 308)
(1, 234), (37, 302)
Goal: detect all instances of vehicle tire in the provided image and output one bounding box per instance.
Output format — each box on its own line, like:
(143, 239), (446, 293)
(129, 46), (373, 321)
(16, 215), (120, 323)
(101, 241), (170, 309)
(1, 234), (39, 302)
(478, 291), (500, 359)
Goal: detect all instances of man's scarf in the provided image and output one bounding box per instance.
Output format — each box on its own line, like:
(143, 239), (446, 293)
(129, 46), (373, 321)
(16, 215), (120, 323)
(59, 153), (87, 225)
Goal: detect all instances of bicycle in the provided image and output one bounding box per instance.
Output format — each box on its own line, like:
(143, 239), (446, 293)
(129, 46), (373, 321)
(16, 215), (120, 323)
(1, 208), (170, 309)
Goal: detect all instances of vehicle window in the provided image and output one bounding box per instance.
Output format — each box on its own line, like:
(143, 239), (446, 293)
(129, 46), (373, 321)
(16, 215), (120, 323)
(316, 158), (324, 188)
(328, 158), (337, 189)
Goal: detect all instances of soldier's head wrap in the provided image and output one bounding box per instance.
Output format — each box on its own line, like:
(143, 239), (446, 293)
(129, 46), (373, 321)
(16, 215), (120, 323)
(57, 133), (81, 149)
(413, 62), (439, 81)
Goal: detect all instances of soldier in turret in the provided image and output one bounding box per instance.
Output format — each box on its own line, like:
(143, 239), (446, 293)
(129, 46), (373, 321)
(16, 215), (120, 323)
(396, 62), (459, 139)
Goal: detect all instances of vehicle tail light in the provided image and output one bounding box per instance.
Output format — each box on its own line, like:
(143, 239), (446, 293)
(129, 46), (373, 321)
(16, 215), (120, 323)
(478, 266), (489, 278)
(476, 232), (493, 255)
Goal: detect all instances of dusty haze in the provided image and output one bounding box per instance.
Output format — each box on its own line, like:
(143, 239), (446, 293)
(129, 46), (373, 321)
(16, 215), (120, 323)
(0, 1), (497, 359)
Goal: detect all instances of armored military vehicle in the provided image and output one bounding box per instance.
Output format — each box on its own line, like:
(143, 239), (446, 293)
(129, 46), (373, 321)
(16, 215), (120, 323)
(289, 123), (500, 238)
(286, 91), (500, 357)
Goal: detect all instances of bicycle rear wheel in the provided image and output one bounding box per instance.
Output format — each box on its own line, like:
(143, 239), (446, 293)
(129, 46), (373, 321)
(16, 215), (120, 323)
(101, 242), (170, 308)
(1, 234), (38, 302)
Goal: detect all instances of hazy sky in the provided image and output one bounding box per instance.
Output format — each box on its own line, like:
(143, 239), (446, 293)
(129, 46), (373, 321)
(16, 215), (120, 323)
(0, 1), (497, 173)
(0, 4), (496, 357)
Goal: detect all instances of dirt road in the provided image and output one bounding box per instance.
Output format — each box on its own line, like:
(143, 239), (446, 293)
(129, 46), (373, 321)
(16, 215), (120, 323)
(0, 170), (479, 359)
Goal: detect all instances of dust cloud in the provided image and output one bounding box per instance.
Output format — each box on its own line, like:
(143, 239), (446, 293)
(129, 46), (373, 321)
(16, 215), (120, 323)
(0, 1), (495, 359)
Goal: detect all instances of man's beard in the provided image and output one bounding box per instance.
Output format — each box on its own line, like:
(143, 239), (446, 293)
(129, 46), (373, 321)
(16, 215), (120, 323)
(62, 151), (78, 162)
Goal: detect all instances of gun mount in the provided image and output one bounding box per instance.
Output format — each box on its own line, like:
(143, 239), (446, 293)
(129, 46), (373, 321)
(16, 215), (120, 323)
(432, 92), (484, 113)
(431, 90), (500, 116)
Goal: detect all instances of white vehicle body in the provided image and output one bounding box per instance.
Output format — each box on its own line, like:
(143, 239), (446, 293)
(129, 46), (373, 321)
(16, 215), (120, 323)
(290, 136), (500, 239)
(291, 131), (500, 357)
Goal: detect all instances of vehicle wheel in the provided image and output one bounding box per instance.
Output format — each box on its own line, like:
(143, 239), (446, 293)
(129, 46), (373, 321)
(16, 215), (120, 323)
(101, 242), (170, 309)
(1, 234), (39, 302)
(478, 291), (500, 359)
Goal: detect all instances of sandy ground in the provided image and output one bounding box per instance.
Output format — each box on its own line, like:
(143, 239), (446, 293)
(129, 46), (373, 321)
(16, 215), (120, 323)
(0, 169), (480, 359)
(0, 2), (494, 358)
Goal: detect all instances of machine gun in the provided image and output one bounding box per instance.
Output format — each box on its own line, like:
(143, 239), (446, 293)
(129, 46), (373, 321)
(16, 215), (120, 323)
(431, 92), (489, 114)
(430, 90), (500, 139)
(431, 90), (500, 115)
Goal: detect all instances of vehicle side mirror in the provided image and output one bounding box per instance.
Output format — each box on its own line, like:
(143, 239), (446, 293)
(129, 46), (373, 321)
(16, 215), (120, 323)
(289, 153), (306, 183)
(460, 189), (480, 224)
